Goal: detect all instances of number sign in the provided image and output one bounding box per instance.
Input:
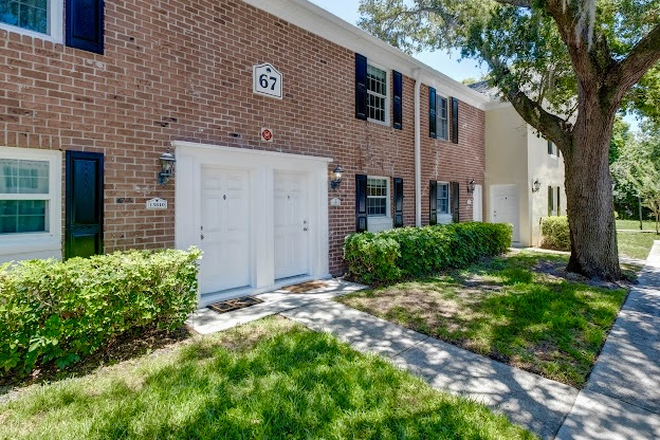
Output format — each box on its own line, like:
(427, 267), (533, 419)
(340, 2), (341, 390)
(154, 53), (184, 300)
(253, 63), (283, 99)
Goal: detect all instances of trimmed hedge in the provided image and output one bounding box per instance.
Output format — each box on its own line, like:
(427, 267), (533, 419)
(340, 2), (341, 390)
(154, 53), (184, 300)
(344, 222), (512, 285)
(0, 247), (202, 377)
(541, 216), (570, 251)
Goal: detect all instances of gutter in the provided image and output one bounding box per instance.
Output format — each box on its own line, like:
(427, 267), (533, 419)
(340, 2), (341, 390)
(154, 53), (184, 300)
(414, 73), (422, 227)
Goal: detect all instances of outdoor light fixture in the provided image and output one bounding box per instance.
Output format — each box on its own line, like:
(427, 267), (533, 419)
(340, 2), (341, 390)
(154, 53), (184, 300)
(467, 180), (476, 194)
(532, 179), (541, 193)
(330, 165), (344, 190)
(158, 148), (176, 186)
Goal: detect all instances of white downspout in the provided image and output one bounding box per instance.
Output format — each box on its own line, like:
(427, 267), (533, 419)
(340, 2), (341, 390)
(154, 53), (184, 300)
(414, 74), (422, 227)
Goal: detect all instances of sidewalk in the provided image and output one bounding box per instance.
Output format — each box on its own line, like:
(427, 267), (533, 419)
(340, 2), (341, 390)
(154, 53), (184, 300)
(556, 241), (660, 439)
(189, 244), (660, 438)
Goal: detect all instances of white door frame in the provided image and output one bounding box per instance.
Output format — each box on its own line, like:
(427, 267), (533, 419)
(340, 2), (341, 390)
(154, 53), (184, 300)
(173, 141), (332, 305)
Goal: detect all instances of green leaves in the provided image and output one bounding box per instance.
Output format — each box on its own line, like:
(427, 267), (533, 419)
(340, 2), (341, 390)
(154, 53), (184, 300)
(0, 247), (202, 377)
(344, 223), (512, 285)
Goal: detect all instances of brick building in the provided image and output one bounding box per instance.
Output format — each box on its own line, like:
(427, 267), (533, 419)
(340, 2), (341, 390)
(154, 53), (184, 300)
(0, 0), (491, 305)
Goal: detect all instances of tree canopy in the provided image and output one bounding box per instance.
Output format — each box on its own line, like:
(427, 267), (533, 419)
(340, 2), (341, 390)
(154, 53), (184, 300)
(358, 0), (660, 279)
(359, 0), (660, 136)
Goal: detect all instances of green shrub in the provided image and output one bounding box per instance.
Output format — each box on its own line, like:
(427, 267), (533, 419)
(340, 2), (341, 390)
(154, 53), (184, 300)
(541, 216), (571, 251)
(344, 233), (402, 285)
(0, 247), (202, 377)
(344, 222), (512, 284)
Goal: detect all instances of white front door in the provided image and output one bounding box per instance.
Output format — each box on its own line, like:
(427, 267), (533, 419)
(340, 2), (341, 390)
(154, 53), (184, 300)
(274, 171), (309, 279)
(491, 184), (520, 242)
(200, 168), (251, 293)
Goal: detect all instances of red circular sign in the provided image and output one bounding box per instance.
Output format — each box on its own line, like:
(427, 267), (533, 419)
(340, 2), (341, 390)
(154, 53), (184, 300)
(261, 128), (273, 142)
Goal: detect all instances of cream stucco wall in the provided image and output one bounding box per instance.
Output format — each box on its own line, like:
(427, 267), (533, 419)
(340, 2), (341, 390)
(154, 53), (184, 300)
(485, 105), (566, 247)
(527, 128), (566, 246)
(485, 106), (530, 244)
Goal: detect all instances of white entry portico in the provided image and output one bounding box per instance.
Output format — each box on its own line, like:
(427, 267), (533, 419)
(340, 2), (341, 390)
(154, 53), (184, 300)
(174, 141), (331, 306)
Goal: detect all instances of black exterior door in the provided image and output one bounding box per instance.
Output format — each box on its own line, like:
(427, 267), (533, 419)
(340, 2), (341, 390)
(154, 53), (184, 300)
(65, 151), (104, 259)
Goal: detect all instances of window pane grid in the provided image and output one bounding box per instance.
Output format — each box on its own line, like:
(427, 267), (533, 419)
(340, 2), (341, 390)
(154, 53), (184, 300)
(437, 183), (450, 214)
(367, 178), (388, 217)
(0, 200), (47, 234)
(0, 0), (48, 34)
(0, 159), (49, 194)
(438, 97), (448, 140)
(367, 65), (387, 122)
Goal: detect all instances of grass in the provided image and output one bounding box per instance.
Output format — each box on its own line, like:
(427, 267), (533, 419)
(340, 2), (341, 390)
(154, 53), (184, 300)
(618, 231), (658, 260)
(338, 252), (629, 388)
(616, 219), (658, 231)
(0, 317), (534, 440)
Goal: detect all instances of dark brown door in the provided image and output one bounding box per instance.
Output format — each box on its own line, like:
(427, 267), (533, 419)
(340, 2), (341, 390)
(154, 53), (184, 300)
(65, 151), (104, 259)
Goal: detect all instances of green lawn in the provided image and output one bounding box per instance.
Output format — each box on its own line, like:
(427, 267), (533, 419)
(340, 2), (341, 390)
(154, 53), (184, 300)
(616, 219), (658, 231)
(0, 317), (533, 440)
(338, 252), (628, 388)
(618, 231), (658, 260)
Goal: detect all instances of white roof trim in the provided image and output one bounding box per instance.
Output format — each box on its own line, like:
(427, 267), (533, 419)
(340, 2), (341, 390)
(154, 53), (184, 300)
(241, 0), (493, 110)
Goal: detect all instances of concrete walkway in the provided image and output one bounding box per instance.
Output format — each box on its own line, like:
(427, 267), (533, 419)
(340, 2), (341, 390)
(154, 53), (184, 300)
(556, 241), (660, 439)
(189, 243), (660, 439)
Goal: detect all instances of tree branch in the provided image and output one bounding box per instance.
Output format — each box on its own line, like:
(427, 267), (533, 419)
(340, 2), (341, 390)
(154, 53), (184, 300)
(488, 56), (573, 152)
(491, 0), (532, 7)
(609, 23), (660, 101)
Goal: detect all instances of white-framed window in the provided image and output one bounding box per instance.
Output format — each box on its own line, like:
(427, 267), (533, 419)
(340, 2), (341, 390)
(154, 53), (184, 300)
(367, 177), (389, 217)
(367, 64), (389, 124)
(548, 185), (562, 216)
(0, 0), (63, 43)
(547, 139), (559, 157)
(437, 96), (448, 140)
(437, 182), (450, 215)
(0, 147), (62, 262)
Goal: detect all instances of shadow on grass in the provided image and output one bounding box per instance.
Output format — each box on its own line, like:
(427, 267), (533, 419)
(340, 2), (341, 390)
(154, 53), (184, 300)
(0, 326), (192, 393)
(341, 252), (628, 388)
(1, 319), (533, 439)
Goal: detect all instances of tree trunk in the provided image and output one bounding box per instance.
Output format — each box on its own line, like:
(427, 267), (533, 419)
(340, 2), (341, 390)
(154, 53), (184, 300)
(564, 102), (621, 280)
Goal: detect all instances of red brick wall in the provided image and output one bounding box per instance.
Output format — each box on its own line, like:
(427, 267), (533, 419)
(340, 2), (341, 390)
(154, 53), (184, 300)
(0, 0), (485, 275)
(420, 86), (486, 225)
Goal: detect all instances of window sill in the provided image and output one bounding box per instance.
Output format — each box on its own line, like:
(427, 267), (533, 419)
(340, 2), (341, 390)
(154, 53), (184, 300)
(367, 216), (393, 233)
(367, 118), (390, 127)
(438, 214), (453, 225)
(0, 233), (61, 263)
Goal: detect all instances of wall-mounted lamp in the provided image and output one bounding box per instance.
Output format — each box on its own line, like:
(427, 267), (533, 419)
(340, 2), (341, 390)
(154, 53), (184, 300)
(467, 180), (476, 194)
(532, 179), (541, 193)
(158, 148), (176, 186)
(330, 165), (344, 190)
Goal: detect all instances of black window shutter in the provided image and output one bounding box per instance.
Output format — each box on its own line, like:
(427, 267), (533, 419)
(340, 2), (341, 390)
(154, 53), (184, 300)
(451, 181), (460, 223)
(66, 151), (104, 259)
(556, 186), (561, 215)
(429, 88), (437, 138)
(548, 186), (553, 217)
(66, 0), (104, 54)
(429, 180), (438, 225)
(356, 174), (368, 232)
(394, 177), (403, 227)
(355, 54), (368, 121)
(451, 97), (459, 144)
(393, 71), (403, 130)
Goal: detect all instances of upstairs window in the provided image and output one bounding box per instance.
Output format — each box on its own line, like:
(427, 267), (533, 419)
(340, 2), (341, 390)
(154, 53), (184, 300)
(367, 64), (388, 123)
(0, 0), (63, 42)
(437, 96), (448, 140)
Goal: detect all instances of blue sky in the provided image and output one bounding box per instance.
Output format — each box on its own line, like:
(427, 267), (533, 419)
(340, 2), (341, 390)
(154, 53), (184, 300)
(307, 0), (487, 82)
